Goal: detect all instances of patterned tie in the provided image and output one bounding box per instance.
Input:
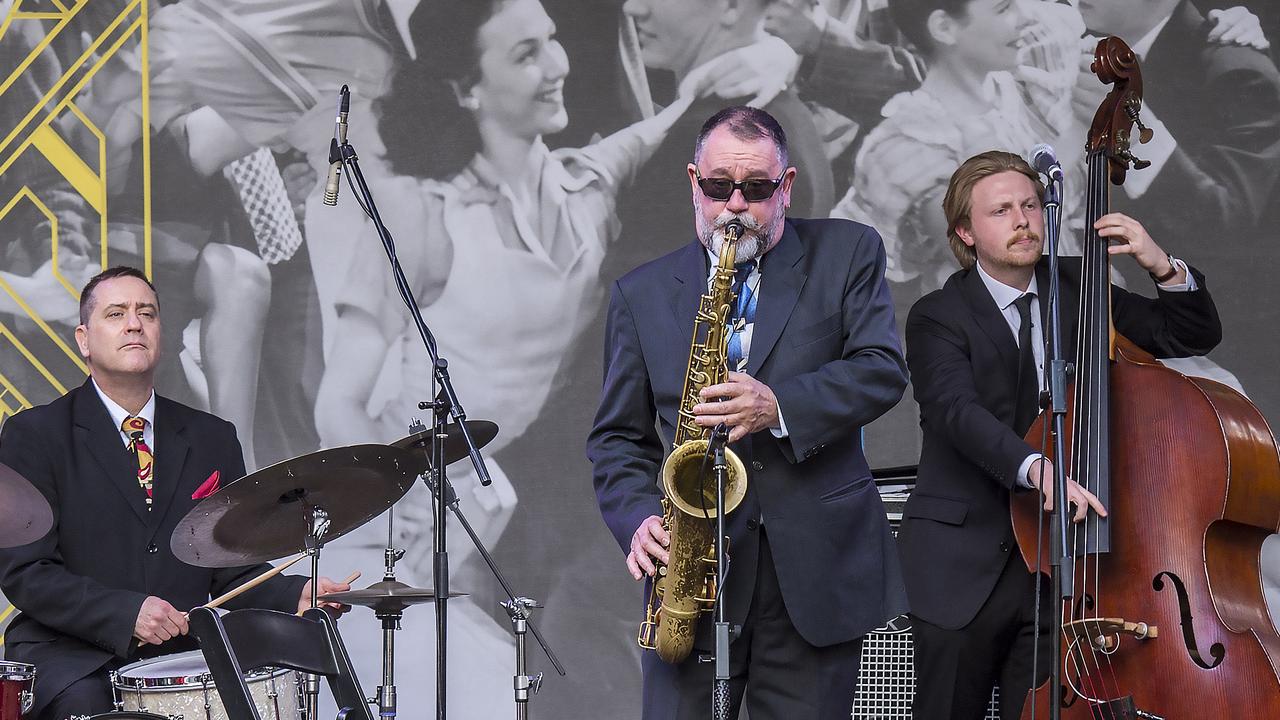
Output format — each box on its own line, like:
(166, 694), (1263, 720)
(726, 263), (757, 372)
(223, 147), (304, 265)
(1013, 292), (1040, 435)
(122, 416), (154, 510)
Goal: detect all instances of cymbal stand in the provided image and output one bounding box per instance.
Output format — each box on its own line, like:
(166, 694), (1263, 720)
(375, 509), (407, 718)
(304, 506), (330, 720)
(502, 598), (543, 720)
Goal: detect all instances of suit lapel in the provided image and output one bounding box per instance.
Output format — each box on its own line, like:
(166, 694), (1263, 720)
(746, 224), (805, 377)
(73, 381), (149, 525)
(148, 398), (190, 540)
(960, 269), (1019, 381)
(668, 240), (711, 343)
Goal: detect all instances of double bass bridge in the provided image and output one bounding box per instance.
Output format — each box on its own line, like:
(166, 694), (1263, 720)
(1064, 617), (1158, 653)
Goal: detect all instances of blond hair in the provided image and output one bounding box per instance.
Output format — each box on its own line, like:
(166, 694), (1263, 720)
(942, 150), (1045, 270)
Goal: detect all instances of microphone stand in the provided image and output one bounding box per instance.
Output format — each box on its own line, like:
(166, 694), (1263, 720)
(709, 424), (732, 720)
(1039, 171), (1071, 720)
(333, 141), (487, 720)
(333, 98), (564, 718)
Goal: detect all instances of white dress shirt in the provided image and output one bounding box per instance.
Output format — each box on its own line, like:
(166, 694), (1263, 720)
(91, 378), (157, 452)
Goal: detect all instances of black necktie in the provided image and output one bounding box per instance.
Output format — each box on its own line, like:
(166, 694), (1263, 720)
(1013, 292), (1039, 434)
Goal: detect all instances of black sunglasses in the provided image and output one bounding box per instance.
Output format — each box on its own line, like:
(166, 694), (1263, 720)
(694, 169), (786, 202)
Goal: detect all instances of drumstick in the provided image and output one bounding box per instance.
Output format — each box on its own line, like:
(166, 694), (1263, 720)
(203, 553), (308, 610)
(295, 570), (362, 616)
(137, 553), (309, 646)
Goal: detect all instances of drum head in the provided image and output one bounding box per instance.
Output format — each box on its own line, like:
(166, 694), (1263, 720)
(88, 714), (172, 719)
(114, 650), (210, 689)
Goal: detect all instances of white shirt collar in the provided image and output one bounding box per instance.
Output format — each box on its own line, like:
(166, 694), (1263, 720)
(975, 259), (1039, 310)
(91, 378), (156, 433)
(1131, 13), (1174, 60)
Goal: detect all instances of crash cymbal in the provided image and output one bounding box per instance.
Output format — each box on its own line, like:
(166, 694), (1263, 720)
(0, 462), (53, 548)
(391, 420), (499, 474)
(172, 444), (418, 568)
(319, 579), (467, 614)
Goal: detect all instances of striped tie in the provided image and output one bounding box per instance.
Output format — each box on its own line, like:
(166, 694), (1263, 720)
(726, 263), (757, 372)
(122, 416), (154, 510)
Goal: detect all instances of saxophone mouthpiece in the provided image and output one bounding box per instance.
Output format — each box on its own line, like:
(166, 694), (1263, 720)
(724, 220), (744, 241)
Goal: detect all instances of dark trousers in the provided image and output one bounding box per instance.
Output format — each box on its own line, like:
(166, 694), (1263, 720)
(38, 671), (114, 720)
(911, 552), (1052, 720)
(641, 529), (864, 720)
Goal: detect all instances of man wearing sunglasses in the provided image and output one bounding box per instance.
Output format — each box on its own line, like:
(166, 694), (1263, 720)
(589, 106), (909, 719)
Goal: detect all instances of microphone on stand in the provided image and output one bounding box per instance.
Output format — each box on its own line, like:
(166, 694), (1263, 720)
(323, 85), (351, 206)
(1031, 143), (1064, 183)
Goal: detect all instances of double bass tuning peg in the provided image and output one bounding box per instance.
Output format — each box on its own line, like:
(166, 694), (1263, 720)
(1124, 95), (1155, 144)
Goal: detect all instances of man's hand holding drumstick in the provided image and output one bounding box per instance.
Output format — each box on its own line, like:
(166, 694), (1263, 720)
(134, 553), (360, 646)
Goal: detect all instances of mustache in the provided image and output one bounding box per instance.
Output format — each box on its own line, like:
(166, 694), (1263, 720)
(713, 211), (764, 234)
(1008, 230), (1041, 247)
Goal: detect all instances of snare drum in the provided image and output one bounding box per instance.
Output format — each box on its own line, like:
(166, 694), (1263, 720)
(0, 662), (34, 720)
(112, 651), (299, 720)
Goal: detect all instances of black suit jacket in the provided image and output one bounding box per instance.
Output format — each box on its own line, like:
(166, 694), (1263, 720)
(898, 258), (1221, 629)
(589, 218), (909, 647)
(0, 380), (307, 717)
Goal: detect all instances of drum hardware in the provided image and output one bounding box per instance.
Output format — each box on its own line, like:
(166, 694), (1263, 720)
(391, 421), (498, 477)
(0, 661), (35, 720)
(315, 500), (469, 718)
(399, 417), (567, 719)
(501, 598), (543, 720)
(0, 462), (53, 548)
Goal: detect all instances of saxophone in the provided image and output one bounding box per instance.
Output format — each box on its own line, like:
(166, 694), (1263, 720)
(638, 221), (749, 664)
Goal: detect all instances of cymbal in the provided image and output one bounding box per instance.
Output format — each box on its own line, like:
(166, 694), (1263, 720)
(172, 444), (419, 568)
(0, 462), (53, 548)
(319, 579), (467, 614)
(391, 420), (499, 474)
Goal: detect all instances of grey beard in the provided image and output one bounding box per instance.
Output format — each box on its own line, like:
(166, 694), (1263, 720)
(699, 211), (771, 262)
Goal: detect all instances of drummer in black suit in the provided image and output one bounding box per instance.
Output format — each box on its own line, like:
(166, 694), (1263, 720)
(0, 266), (352, 720)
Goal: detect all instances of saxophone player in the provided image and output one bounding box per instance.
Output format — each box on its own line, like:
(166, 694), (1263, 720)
(587, 106), (909, 719)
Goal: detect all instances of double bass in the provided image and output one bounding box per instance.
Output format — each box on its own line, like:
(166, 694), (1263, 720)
(1011, 37), (1280, 718)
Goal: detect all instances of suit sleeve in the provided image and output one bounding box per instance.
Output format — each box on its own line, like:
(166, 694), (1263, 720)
(906, 298), (1036, 490)
(0, 416), (147, 657)
(206, 420), (308, 612)
(770, 224), (909, 463)
(587, 281), (666, 553)
(1111, 265), (1222, 358)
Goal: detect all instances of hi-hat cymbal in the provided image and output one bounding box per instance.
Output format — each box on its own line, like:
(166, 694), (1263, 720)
(391, 420), (499, 474)
(0, 462), (53, 548)
(319, 579), (467, 614)
(172, 444), (419, 568)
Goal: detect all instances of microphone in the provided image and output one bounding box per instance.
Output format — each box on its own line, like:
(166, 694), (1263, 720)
(1031, 143), (1064, 182)
(322, 85), (351, 207)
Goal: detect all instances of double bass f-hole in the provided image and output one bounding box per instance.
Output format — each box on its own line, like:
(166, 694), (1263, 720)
(1151, 570), (1225, 671)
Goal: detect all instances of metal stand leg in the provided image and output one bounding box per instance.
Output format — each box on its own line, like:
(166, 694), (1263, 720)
(502, 598), (543, 720)
(304, 507), (330, 720)
(376, 611), (401, 718)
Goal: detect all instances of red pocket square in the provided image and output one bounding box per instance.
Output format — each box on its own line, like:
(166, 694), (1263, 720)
(192, 470), (221, 500)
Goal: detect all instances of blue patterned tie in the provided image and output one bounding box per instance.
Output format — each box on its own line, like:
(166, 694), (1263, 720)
(726, 263), (757, 372)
